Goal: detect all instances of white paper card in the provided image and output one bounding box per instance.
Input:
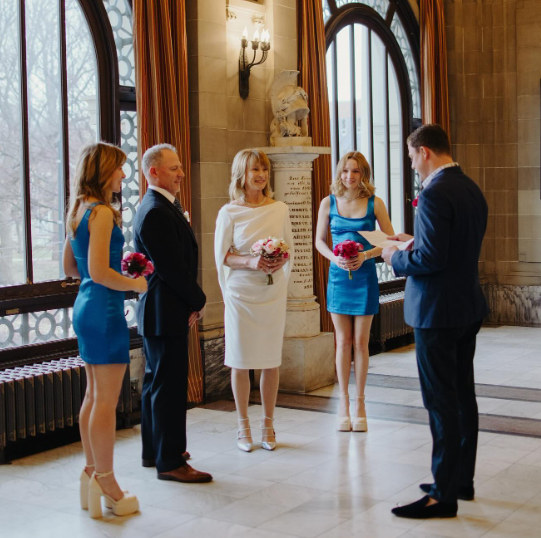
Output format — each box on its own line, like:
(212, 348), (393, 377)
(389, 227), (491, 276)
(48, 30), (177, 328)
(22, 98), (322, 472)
(358, 230), (414, 251)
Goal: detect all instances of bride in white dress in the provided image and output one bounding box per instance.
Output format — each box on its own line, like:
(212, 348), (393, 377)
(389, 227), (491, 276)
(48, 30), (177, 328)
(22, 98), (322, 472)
(215, 149), (294, 452)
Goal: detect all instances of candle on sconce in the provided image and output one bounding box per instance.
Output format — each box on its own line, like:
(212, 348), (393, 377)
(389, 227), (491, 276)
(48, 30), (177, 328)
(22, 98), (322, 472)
(242, 27), (248, 39)
(253, 29), (260, 42)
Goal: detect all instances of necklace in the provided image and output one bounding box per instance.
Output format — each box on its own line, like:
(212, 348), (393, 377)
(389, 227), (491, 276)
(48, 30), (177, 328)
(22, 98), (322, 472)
(343, 192), (362, 202)
(242, 196), (267, 208)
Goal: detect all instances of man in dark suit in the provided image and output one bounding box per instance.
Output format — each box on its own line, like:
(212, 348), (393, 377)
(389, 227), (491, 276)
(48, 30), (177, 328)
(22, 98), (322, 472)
(382, 124), (488, 518)
(134, 144), (212, 483)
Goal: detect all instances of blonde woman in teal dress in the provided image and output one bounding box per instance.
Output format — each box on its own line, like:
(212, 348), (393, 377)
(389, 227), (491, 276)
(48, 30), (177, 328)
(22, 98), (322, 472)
(315, 151), (394, 432)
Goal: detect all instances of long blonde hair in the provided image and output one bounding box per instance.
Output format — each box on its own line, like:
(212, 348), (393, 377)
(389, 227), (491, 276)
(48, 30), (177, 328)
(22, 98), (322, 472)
(229, 149), (274, 201)
(331, 151), (375, 198)
(66, 142), (126, 237)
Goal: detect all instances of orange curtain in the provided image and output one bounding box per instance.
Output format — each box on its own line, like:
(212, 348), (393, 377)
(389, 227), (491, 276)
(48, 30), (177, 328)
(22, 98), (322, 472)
(420, 0), (450, 136)
(298, 0), (333, 333)
(133, 0), (203, 403)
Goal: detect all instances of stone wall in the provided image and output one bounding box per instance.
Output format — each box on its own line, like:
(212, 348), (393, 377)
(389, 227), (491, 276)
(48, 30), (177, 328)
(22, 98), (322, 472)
(445, 0), (541, 325)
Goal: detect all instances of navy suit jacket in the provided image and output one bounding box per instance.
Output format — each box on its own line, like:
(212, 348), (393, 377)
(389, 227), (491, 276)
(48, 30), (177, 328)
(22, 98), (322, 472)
(133, 190), (206, 337)
(392, 166), (489, 329)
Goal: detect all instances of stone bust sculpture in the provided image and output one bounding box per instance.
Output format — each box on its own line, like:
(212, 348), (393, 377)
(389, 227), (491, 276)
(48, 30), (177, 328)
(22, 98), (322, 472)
(270, 70), (312, 147)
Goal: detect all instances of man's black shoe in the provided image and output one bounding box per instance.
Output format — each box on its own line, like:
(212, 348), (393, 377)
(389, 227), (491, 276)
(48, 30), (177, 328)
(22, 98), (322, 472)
(392, 496), (457, 519)
(419, 483), (474, 501)
(142, 451), (191, 468)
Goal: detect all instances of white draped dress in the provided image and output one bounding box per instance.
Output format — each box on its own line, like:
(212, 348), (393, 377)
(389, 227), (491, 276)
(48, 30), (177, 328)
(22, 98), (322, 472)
(214, 201), (294, 369)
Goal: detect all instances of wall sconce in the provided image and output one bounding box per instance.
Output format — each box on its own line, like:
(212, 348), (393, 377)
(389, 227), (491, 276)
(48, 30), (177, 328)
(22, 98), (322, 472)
(239, 27), (270, 100)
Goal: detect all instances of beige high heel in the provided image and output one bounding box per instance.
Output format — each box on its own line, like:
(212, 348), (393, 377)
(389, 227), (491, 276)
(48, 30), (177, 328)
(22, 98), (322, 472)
(80, 465), (112, 510)
(352, 396), (368, 432)
(261, 416), (276, 451)
(88, 470), (139, 518)
(237, 417), (253, 452)
(337, 394), (352, 431)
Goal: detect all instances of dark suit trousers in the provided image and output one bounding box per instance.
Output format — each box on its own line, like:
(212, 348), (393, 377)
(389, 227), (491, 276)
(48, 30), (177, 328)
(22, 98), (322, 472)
(414, 320), (482, 503)
(141, 333), (189, 473)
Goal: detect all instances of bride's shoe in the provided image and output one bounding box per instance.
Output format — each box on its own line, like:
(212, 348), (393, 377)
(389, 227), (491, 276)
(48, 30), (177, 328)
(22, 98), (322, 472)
(237, 417), (253, 452)
(80, 465), (112, 510)
(337, 394), (351, 432)
(352, 396), (368, 432)
(88, 471), (139, 519)
(261, 416), (276, 451)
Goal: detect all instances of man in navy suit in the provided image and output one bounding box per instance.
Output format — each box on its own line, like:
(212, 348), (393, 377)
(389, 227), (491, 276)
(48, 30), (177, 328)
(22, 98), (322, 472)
(382, 125), (488, 518)
(134, 144), (212, 483)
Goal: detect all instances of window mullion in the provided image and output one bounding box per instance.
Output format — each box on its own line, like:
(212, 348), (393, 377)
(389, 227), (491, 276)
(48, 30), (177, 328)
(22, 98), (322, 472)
(59, 0), (70, 216)
(350, 24), (357, 151)
(18, 0), (33, 285)
(385, 50), (391, 216)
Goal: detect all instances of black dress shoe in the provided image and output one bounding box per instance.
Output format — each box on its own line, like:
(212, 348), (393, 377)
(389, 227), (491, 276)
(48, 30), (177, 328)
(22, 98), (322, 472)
(392, 496), (457, 519)
(142, 451), (191, 468)
(419, 483), (474, 501)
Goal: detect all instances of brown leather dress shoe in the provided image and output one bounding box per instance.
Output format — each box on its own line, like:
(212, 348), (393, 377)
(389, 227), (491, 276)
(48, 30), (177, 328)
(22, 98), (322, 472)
(142, 451), (191, 468)
(157, 463), (212, 483)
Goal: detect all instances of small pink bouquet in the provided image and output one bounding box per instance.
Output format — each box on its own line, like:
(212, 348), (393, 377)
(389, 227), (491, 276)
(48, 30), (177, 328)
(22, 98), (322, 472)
(121, 252), (154, 279)
(333, 240), (364, 280)
(250, 237), (290, 285)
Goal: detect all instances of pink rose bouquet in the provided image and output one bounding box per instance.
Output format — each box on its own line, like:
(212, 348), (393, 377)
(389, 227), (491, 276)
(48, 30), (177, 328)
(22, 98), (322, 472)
(121, 252), (154, 279)
(333, 240), (364, 280)
(250, 237), (290, 285)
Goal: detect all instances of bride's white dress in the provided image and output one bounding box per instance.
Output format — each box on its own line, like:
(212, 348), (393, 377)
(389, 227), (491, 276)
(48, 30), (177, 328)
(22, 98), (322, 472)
(215, 201), (294, 369)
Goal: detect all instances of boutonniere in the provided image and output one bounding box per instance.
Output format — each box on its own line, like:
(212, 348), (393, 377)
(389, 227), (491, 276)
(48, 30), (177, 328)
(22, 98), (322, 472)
(412, 195), (419, 208)
(183, 210), (190, 222)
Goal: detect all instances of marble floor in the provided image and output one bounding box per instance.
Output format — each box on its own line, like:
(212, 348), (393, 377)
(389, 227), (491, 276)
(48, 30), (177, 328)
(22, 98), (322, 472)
(1, 325), (541, 538)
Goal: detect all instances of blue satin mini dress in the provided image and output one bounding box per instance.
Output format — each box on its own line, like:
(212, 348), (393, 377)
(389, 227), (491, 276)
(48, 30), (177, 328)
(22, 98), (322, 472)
(70, 203), (130, 364)
(326, 194), (379, 316)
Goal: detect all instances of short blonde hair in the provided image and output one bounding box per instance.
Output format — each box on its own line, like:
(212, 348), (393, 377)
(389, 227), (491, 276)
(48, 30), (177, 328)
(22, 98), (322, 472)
(331, 151), (375, 198)
(66, 142), (126, 237)
(229, 149), (274, 201)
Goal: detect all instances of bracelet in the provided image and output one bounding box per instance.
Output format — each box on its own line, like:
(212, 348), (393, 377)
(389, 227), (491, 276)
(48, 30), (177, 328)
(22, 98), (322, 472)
(363, 251), (369, 261)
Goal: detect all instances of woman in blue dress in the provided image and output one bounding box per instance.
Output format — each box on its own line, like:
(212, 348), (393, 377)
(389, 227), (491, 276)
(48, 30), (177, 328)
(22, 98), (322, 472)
(62, 142), (146, 518)
(315, 151), (394, 432)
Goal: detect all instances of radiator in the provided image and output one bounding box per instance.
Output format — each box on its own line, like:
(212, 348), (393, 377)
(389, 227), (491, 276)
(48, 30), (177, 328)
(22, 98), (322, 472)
(0, 357), (132, 455)
(370, 291), (412, 344)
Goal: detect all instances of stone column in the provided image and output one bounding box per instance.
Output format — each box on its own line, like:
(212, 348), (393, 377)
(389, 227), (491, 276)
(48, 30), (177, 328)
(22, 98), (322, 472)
(259, 146), (335, 393)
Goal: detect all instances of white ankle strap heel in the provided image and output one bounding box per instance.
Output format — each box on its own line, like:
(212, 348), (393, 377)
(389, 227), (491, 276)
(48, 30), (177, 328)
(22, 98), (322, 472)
(261, 416), (276, 451)
(237, 417), (253, 452)
(88, 470), (139, 519)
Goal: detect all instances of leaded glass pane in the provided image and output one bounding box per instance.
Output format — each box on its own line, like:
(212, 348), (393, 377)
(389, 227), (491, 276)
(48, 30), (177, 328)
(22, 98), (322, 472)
(335, 0), (390, 20)
(103, 0), (135, 87)
(336, 26), (354, 156)
(391, 14), (421, 119)
(388, 58), (404, 232)
(0, 0), (25, 286)
(26, 0), (64, 283)
(354, 24), (370, 168)
(120, 110), (138, 254)
(323, 0), (331, 23)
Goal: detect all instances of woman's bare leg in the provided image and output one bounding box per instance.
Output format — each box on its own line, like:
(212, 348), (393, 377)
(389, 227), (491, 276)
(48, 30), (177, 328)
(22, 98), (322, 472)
(260, 367), (279, 442)
(79, 364), (95, 477)
(232, 368), (252, 443)
(331, 313), (354, 417)
(352, 315), (373, 417)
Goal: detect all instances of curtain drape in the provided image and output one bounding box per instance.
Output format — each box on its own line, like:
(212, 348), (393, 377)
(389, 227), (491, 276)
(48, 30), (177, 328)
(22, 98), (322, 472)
(297, 0), (333, 333)
(133, 0), (203, 403)
(420, 0), (450, 136)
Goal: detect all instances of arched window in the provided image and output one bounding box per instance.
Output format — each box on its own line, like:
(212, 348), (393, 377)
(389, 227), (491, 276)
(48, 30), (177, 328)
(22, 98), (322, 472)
(0, 0), (138, 361)
(323, 0), (421, 260)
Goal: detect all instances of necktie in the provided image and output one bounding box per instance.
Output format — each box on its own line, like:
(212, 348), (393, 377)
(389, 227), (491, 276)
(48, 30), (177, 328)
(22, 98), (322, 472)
(173, 198), (184, 213)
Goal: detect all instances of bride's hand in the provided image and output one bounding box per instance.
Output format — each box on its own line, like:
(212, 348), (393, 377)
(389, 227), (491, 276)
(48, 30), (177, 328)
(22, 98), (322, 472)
(269, 255), (288, 274)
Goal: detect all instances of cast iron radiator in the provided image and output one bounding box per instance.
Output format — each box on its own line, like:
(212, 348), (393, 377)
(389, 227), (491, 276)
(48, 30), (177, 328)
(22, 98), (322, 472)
(370, 290), (412, 345)
(0, 357), (131, 457)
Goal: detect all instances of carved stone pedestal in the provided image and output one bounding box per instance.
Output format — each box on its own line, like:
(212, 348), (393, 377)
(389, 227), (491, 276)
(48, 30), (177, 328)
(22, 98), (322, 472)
(258, 146), (335, 393)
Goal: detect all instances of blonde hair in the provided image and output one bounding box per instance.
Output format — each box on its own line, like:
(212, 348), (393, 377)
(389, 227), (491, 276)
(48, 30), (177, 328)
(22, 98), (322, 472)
(331, 151), (375, 198)
(66, 142), (126, 237)
(229, 149), (274, 201)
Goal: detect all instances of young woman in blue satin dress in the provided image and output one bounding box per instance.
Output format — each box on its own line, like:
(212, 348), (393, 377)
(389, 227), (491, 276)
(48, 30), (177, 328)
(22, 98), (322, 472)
(62, 142), (146, 518)
(315, 151), (394, 433)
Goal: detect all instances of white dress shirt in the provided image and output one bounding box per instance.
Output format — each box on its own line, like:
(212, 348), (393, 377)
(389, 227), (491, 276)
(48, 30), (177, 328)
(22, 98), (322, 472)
(421, 162), (460, 190)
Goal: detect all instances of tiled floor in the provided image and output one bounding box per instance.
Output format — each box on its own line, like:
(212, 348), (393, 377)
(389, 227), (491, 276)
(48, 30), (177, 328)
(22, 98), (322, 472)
(1, 325), (541, 538)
